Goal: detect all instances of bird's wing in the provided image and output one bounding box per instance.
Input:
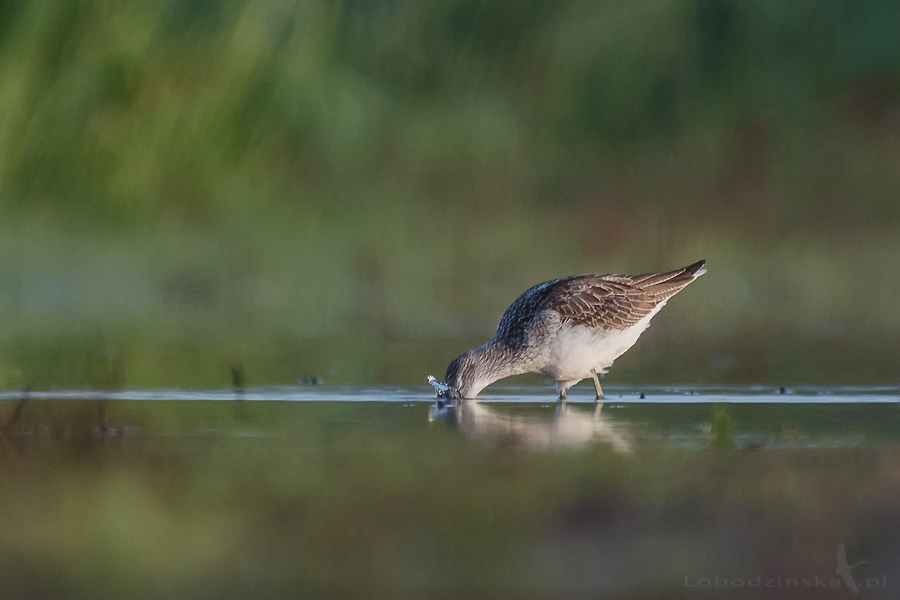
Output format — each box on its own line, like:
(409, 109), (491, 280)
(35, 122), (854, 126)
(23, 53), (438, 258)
(494, 261), (705, 343)
(543, 261), (706, 330)
(542, 277), (658, 329)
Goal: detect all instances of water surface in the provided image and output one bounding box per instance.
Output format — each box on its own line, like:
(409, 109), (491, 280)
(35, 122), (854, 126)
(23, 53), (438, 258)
(3, 383), (897, 402)
(0, 386), (898, 599)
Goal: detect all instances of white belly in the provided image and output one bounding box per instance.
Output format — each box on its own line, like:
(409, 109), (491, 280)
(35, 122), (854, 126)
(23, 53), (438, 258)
(541, 304), (665, 383)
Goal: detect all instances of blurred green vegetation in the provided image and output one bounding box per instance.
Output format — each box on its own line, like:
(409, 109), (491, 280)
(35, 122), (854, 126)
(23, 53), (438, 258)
(1, 0), (899, 387)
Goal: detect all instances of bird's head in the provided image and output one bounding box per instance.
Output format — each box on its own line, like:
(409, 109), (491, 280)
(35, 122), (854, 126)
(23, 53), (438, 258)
(428, 345), (506, 400)
(427, 351), (480, 399)
(444, 352), (474, 399)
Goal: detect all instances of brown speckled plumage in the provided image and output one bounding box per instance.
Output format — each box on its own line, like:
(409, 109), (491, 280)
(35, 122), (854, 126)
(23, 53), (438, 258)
(436, 260), (706, 400)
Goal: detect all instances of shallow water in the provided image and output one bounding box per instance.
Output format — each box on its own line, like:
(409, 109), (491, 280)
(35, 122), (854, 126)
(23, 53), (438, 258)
(1, 386), (898, 599)
(3, 383), (897, 402)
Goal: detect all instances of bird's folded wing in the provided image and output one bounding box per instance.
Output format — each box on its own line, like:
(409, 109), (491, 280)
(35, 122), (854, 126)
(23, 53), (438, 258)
(544, 279), (658, 329)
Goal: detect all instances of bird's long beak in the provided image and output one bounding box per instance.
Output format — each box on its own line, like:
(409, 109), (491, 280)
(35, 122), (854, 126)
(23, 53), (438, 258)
(427, 375), (450, 397)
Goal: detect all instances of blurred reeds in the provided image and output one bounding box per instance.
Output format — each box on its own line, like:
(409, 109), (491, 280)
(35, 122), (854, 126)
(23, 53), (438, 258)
(0, 0), (899, 386)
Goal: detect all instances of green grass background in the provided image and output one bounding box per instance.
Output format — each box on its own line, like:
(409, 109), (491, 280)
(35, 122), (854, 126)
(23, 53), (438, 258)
(1, 0), (899, 387)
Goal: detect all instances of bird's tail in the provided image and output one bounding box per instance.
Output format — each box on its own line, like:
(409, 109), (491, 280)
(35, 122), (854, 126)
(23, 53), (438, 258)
(631, 260), (706, 300)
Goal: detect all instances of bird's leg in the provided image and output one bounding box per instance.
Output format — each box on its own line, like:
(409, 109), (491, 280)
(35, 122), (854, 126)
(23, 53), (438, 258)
(590, 369), (604, 401)
(557, 381), (567, 402)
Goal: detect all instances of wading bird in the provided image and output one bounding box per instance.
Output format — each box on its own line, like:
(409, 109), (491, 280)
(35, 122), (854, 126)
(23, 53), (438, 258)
(428, 260), (706, 400)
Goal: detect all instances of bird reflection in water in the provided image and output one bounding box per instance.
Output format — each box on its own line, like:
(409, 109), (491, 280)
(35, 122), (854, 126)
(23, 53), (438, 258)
(429, 399), (631, 452)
